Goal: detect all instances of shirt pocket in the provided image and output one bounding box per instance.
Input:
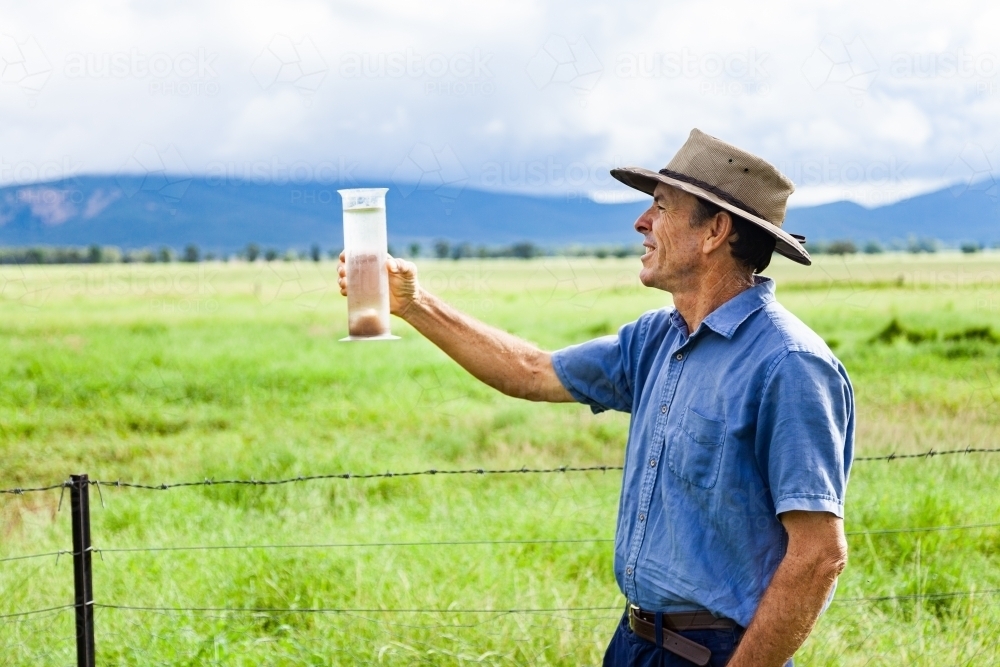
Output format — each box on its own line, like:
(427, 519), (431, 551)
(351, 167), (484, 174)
(666, 407), (727, 489)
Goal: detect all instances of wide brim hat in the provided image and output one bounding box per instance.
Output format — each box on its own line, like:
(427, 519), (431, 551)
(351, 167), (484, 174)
(611, 129), (810, 266)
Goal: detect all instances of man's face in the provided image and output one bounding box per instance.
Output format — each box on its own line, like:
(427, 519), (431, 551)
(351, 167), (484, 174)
(634, 183), (705, 292)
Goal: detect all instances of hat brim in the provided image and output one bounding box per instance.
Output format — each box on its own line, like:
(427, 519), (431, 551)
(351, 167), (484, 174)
(610, 166), (811, 266)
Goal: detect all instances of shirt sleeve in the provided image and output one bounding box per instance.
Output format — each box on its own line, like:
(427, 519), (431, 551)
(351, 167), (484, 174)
(550, 317), (645, 414)
(757, 350), (855, 518)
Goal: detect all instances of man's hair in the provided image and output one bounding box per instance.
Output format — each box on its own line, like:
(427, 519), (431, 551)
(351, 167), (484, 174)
(689, 197), (776, 274)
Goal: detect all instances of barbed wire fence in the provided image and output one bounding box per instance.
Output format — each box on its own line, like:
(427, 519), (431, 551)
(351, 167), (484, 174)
(1, 447), (999, 666)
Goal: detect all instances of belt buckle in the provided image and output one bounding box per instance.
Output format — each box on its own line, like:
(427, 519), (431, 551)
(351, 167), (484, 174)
(627, 603), (641, 630)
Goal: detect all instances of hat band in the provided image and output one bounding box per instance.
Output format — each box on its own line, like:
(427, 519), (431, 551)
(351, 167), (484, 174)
(658, 168), (805, 243)
(658, 168), (765, 221)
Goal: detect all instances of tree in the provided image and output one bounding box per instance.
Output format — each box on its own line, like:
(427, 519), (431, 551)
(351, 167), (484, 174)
(245, 243), (261, 262)
(158, 246), (174, 263)
(88, 244), (103, 264)
(264, 248), (278, 262)
(511, 242), (539, 259)
(183, 244), (200, 263)
(408, 242), (421, 258)
(907, 236), (938, 253)
(450, 242), (473, 260)
(310, 244), (321, 262)
(827, 240), (857, 255)
(434, 240), (450, 259)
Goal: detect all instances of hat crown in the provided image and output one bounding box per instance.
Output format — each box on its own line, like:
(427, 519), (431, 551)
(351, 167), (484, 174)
(665, 129), (794, 226)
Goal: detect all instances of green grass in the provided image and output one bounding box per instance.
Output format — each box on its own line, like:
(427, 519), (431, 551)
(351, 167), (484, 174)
(1, 253), (1000, 665)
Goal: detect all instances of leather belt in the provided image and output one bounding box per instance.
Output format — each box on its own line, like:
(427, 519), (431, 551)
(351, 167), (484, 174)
(628, 604), (740, 666)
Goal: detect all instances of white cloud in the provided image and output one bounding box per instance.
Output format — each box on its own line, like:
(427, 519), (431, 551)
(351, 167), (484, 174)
(0, 0), (997, 208)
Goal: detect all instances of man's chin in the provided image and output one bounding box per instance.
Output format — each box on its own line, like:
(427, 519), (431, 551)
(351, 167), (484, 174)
(638, 267), (656, 287)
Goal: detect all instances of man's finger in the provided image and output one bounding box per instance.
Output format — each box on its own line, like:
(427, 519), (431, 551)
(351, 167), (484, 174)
(387, 257), (413, 275)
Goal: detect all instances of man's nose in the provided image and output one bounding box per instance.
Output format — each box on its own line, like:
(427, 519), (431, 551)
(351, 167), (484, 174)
(634, 207), (653, 234)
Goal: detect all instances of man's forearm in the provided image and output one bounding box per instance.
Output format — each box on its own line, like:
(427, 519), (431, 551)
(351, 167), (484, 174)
(727, 541), (844, 666)
(399, 289), (572, 402)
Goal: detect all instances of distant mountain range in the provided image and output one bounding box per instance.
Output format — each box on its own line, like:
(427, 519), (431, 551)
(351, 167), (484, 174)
(1, 175), (997, 253)
(784, 180), (999, 247)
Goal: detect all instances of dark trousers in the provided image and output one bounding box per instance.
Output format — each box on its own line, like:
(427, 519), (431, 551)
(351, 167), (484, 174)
(603, 611), (794, 667)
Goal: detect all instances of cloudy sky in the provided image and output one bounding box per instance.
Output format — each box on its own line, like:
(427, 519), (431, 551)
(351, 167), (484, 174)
(1, 0), (998, 208)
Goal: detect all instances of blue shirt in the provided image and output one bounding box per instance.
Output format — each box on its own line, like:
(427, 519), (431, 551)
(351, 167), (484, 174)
(551, 277), (854, 627)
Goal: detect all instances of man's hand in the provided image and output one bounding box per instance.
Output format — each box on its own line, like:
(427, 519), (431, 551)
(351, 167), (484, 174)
(727, 511), (847, 667)
(337, 252), (421, 317)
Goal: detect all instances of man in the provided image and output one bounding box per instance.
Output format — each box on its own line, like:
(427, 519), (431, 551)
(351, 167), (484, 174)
(338, 129), (854, 667)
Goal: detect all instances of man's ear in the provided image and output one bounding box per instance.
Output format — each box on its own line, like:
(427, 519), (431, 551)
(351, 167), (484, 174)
(702, 210), (734, 254)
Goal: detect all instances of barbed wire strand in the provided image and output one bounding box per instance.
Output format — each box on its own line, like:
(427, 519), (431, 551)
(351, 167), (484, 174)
(2, 446), (999, 497)
(834, 588), (1000, 603)
(0, 549), (72, 564)
(92, 464), (623, 491)
(95, 603), (621, 615)
(855, 447), (1000, 461)
(845, 520), (1000, 536)
(94, 537), (614, 555)
(0, 604), (76, 620)
(0, 481), (69, 495)
(0, 465), (621, 496)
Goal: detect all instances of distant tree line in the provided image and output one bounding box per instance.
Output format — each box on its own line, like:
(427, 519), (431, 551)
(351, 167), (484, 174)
(0, 243), (326, 265)
(406, 240), (646, 260)
(806, 237), (998, 256)
(2, 237), (996, 265)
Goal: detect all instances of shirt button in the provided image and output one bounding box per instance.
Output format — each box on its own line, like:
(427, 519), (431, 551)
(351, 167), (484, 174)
(649, 458), (657, 468)
(626, 567), (633, 575)
(638, 513), (646, 522)
(660, 404), (668, 414)
(675, 352), (684, 361)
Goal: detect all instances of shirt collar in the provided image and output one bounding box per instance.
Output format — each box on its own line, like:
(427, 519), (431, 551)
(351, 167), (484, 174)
(669, 276), (775, 340)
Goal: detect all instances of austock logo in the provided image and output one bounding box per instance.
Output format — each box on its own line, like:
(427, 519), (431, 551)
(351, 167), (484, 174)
(64, 47), (220, 97)
(477, 156), (624, 191)
(115, 143), (193, 212)
(377, 363), (469, 419)
(777, 156), (912, 208)
(526, 257), (608, 312)
(526, 35), (603, 98)
(944, 143), (999, 202)
(205, 158), (359, 186)
(339, 47), (495, 97)
(0, 262), (54, 309)
(392, 144), (469, 210)
(252, 260), (333, 311)
(251, 35), (328, 98)
(615, 48), (771, 97)
(0, 34), (52, 99)
(0, 156), (84, 187)
(802, 35), (878, 102)
(803, 254), (879, 310)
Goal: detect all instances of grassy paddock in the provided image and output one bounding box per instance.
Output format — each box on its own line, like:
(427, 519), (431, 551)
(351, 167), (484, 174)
(1, 253), (1000, 665)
